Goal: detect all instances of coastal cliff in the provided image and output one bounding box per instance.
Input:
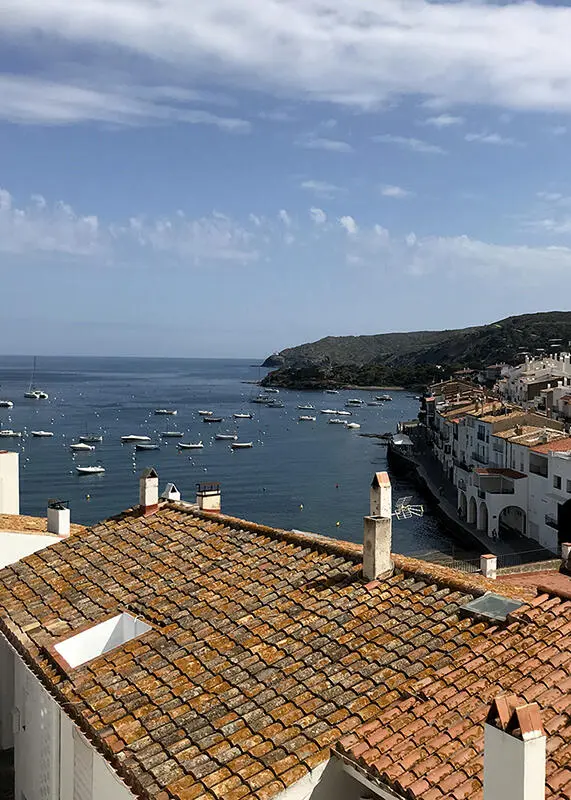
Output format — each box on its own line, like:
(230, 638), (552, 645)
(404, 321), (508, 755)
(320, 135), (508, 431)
(261, 311), (571, 390)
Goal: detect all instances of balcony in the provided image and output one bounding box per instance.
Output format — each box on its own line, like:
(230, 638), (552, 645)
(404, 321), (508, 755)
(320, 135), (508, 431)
(545, 514), (558, 530)
(472, 451), (488, 465)
(529, 464), (548, 478)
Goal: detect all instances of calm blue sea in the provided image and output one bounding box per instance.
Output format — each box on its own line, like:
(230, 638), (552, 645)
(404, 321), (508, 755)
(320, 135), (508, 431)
(0, 355), (465, 557)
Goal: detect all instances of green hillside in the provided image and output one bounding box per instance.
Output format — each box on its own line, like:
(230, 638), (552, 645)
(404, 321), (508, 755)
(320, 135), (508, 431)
(261, 311), (571, 390)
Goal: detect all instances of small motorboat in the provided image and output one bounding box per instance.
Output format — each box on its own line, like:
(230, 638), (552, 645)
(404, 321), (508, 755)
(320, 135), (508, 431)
(321, 409), (352, 416)
(251, 395), (271, 404)
(76, 465), (105, 475)
(325, 389), (339, 394)
(345, 399), (364, 407)
(346, 422), (361, 429)
(136, 443), (160, 451)
(198, 410), (213, 416)
(299, 415), (316, 421)
(231, 441), (253, 449)
(0, 400), (13, 408)
(161, 431), (184, 438)
(336, 410), (352, 416)
(70, 442), (95, 451)
(265, 388), (279, 393)
(233, 413), (253, 419)
(0, 429), (21, 438)
(367, 401), (384, 406)
(203, 417), (223, 423)
(266, 400), (284, 408)
(31, 430), (54, 438)
(178, 442), (203, 450)
(320, 409), (338, 414)
(298, 405), (314, 410)
(79, 434), (103, 443)
(121, 434), (151, 443)
(376, 394), (392, 401)
(329, 418), (347, 424)
(154, 409), (177, 416)
(215, 433), (238, 441)
(24, 390), (49, 400)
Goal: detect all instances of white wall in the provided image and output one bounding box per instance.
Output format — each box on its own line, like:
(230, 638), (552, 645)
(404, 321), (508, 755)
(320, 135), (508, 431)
(0, 532), (60, 570)
(275, 758), (371, 800)
(54, 613), (151, 669)
(13, 656), (134, 800)
(0, 451), (19, 515)
(0, 635), (14, 750)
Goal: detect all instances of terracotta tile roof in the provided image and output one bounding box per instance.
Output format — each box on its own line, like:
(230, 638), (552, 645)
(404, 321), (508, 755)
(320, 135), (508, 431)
(475, 468), (527, 480)
(532, 437), (571, 454)
(335, 589), (571, 799)
(499, 570), (571, 596)
(0, 513), (85, 537)
(0, 502), (532, 800)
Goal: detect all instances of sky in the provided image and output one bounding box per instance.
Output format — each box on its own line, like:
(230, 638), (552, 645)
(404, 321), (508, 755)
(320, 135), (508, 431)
(2, 0), (571, 358)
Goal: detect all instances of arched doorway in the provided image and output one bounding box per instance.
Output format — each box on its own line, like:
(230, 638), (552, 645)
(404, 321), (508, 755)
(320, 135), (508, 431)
(458, 492), (467, 521)
(499, 506), (526, 540)
(478, 502), (489, 534)
(557, 499), (571, 547)
(468, 496), (477, 525)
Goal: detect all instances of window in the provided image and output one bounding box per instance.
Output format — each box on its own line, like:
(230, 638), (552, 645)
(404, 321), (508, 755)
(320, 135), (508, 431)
(567, 480), (571, 493)
(554, 475), (562, 490)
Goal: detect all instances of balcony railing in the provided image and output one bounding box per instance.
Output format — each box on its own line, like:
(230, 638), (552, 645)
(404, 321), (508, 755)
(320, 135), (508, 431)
(529, 464), (548, 478)
(545, 514), (558, 530)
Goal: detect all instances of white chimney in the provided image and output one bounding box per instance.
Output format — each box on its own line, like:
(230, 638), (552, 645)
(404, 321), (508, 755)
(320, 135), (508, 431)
(161, 482), (181, 502)
(484, 695), (546, 800)
(370, 471), (392, 516)
(47, 499), (70, 537)
(196, 482), (221, 512)
(0, 450), (19, 515)
(139, 468), (159, 515)
(363, 471), (393, 581)
(480, 554), (497, 580)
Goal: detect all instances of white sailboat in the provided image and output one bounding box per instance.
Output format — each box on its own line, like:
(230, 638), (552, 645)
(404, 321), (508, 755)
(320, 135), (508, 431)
(233, 413), (253, 419)
(178, 442), (203, 450)
(24, 357), (49, 399)
(154, 409), (177, 416)
(31, 430), (54, 438)
(76, 465), (105, 475)
(121, 434), (151, 443)
(231, 441), (253, 449)
(70, 442), (95, 451)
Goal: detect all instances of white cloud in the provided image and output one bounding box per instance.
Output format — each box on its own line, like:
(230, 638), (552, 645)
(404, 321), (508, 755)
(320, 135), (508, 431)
(372, 135), (445, 154)
(278, 209), (292, 227)
(0, 75), (250, 130)
(300, 180), (341, 198)
(339, 215), (358, 235)
(536, 192), (564, 203)
(8, 1), (571, 115)
(309, 207), (327, 225)
(0, 186), (258, 263)
(297, 135), (353, 153)
(465, 132), (522, 147)
(380, 184), (413, 199)
(548, 125), (567, 136)
(423, 114), (464, 128)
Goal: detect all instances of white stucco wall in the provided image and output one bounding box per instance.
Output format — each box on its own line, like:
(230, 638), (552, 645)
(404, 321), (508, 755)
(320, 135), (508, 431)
(0, 635), (14, 750)
(12, 655), (134, 800)
(0, 452), (19, 515)
(0, 531), (60, 570)
(275, 758), (378, 800)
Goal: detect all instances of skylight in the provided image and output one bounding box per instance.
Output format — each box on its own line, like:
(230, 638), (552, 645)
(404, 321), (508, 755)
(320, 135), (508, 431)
(54, 612), (151, 668)
(460, 593), (523, 623)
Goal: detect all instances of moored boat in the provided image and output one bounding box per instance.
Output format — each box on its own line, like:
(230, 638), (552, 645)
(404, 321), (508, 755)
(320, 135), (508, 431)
(203, 417), (223, 423)
(233, 413), (253, 419)
(251, 395), (271, 404)
(79, 434), (103, 443)
(136, 443), (160, 451)
(121, 434), (151, 443)
(0, 429), (21, 438)
(367, 401), (384, 406)
(298, 415), (316, 421)
(198, 410), (213, 416)
(76, 465), (105, 475)
(345, 399), (364, 407)
(376, 394), (392, 401)
(70, 442), (95, 451)
(325, 389), (339, 394)
(177, 442), (203, 450)
(297, 404), (314, 410)
(230, 441), (253, 449)
(265, 400), (284, 408)
(161, 431), (184, 438)
(346, 422), (361, 429)
(328, 418), (347, 424)
(215, 433), (238, 441)
(0, 400), (13, 408)
(154, 409), (177, 416)
(31, 430), (54, 438)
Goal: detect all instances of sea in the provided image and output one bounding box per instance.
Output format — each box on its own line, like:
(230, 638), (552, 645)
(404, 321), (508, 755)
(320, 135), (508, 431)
(0, 355), (469, 558)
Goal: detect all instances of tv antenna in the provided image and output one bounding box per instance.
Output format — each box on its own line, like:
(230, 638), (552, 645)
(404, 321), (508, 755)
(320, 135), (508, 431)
(393, 496), (425, 520)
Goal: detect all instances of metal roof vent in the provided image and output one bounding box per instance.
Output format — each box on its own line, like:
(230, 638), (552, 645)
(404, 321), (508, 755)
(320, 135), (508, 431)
(460, 592), (524, 623)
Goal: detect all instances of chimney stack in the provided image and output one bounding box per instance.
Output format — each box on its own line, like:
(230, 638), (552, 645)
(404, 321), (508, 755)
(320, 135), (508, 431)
(484, 695), (546, 800)
(47, 499), (70, 536)
(0, 451), (19, 515)
(196, 482), (221, 512)
(139, 468), (159, 515)
(161, 482), (181, 502)
(363, 471), (393, 581)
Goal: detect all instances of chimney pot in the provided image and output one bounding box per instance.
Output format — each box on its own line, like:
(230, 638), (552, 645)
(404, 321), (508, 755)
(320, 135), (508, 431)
(480, 554), (497, 580)
(561, 542), (571, 563)
(484, 695), (546, 800)
(139, 468), (159, 515)
(196, 482), (221, 512)
(47, 499), (70, 536)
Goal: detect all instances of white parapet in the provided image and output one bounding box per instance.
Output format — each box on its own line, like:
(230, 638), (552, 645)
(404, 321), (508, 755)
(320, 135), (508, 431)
(0, 451), (19, 515)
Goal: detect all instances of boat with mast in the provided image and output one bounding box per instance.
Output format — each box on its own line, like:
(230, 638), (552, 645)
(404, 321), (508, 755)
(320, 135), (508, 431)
(24, 357), (49, 399)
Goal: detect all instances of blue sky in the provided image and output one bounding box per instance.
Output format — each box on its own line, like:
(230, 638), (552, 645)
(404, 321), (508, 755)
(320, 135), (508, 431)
(2, 0), (571, 358)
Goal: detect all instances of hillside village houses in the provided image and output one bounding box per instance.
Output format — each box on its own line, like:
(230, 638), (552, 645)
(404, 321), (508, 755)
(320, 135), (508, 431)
(425, 356), (571, 552)
(0, 451), (570, 800)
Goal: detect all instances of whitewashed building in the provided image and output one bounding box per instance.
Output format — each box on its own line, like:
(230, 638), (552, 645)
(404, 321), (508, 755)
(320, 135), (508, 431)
(497, 352), (571, 406)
